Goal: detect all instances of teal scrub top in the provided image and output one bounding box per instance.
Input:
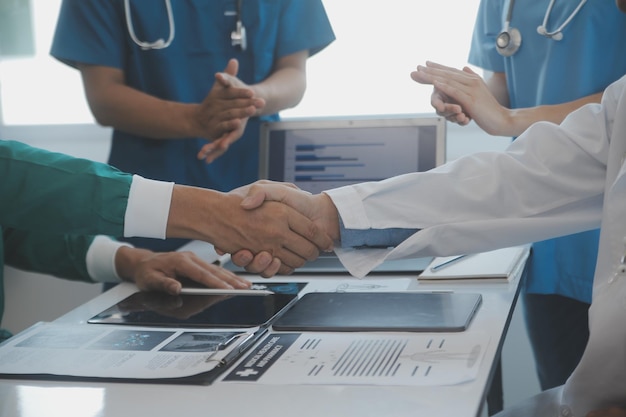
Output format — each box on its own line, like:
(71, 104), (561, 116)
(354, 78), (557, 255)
(0, 140), (133, 341)
(468, 0), (626, 303)
(50, 0), (336, 252)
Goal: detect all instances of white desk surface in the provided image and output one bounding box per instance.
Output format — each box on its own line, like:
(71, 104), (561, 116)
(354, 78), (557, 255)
(0, 250), (527, 417)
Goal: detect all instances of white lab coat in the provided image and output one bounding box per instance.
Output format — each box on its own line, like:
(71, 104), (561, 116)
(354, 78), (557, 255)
(327, 75), (626, 416)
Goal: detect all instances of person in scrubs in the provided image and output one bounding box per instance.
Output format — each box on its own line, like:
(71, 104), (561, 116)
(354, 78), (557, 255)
(410, 0), (626, 392)
(50, 0), (336, 253)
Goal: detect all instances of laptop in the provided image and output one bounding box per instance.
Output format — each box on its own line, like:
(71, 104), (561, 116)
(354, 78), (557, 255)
(255, 114), (446, 274)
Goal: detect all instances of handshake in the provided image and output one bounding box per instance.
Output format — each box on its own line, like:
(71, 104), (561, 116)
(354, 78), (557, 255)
(166, 180), (341, 277)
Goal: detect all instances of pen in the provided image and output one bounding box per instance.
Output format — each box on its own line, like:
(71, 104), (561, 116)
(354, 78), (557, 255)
(179, 288), (275, 296)
(429, 254), (467, 272)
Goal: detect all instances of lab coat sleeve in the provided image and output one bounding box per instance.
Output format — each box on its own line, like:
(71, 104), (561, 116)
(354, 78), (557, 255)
(326, 93), (610, 277)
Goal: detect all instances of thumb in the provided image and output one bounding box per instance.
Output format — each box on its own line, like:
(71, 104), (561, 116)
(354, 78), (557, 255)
(240, 188), (268, 210)
(224, 58), (239, 76)
(462, 66), (478, 76)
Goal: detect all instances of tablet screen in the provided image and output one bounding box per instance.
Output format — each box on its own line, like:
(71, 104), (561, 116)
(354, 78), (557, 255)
(88, 291), (298, 328)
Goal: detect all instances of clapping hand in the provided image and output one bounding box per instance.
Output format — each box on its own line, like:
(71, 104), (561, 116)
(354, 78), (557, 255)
(197, 59), (265, 163)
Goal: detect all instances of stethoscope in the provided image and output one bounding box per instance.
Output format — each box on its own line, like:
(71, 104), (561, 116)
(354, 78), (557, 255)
(229, 0), (247, 51)
(124, 0), (247, 51)
(496, 0), (588, 57)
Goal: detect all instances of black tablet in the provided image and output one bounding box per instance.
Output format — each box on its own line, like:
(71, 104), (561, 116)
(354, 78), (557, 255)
(271, 292), (482, 332)
(88, 291), (298, 328)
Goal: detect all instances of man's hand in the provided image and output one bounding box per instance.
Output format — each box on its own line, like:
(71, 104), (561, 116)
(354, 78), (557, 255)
(115, 247), (252, 295)
(196, 59), (265, 163)
(166, 184), (334, 275)
(410, 61), (510, 135)
(221, 181), (340, 276)
(194, 59), (265, 162)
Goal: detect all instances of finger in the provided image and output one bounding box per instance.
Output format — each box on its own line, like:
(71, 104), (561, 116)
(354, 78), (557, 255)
(180, 263), (252, 289)
(258, 257), (283, 277)
(241, 182), (305, 210)
(276, 261), (295, 276)
(425, 61), (460, 73)
(204, 144), (231, 163)
(230, 249), (254, 267)
(139, 271), (183, 295)
(273, 245), (312, 269)
(178, 255), (252, 290)
(432, 79), (470, 104)
(198, 137), (232, 162)
(224, 58), (239, 76)
(462, 66), (479, 76)
(410, 69), (433, 85)
(206, 105), (256, 124)
(287, 208), (334, 253)
(237, 251), (273, 273)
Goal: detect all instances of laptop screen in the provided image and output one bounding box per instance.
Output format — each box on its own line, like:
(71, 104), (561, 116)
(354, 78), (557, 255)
(259, 115), (446, 193)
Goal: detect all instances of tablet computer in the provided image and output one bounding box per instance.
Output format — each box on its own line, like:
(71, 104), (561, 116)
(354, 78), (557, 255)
(271, 292), (482, 332)
(88, 291), (298, 328)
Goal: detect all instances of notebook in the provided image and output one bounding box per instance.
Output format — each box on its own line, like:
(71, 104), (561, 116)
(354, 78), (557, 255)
(256, 114), (446, 274)
(418, 246), (530, 283)
(271, 292), (482, 332)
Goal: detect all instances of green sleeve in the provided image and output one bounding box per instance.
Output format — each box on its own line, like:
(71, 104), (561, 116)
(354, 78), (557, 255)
(3, 228), (95, 283)
(0, 140), (132, 237)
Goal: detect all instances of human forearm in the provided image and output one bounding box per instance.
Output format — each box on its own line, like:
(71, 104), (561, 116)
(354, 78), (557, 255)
(79, 64), (261, 141)
(413, 62), (604, 137)
(250, 51), (308, 116)
(503, 92), (604, 137)
(86, 82), (202, 139)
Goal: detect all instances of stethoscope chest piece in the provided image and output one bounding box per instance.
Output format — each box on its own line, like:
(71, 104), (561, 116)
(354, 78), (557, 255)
(496, 26), (522, 57)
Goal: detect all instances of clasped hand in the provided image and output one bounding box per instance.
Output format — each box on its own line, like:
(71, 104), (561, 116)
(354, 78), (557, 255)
(216, 181), (340, 277)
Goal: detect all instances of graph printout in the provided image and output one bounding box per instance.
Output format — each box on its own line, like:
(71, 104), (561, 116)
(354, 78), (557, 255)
(222, 332), (488, 386)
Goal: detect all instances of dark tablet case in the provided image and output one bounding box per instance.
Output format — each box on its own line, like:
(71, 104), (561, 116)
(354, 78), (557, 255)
(271, 292), (482, 332)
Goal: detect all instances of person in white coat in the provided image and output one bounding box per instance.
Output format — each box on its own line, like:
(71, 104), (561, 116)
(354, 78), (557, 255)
(232, 57), (626, 417)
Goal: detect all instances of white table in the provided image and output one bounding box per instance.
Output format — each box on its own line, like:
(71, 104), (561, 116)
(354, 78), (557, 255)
(0, 251), (527, 417)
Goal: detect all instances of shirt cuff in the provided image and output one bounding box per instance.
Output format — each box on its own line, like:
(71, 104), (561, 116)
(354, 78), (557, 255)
(86, 236), (132, 283)
(124, 175), (174, 239)
(338, 217), (419, 248)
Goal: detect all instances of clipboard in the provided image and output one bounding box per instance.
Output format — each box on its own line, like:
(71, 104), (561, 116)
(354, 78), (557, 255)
(271, 292), (482, 332)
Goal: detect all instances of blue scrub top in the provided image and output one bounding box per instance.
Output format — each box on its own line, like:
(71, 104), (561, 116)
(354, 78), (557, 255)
(468, 0), (626, 303)
(51, 0), (335, 251)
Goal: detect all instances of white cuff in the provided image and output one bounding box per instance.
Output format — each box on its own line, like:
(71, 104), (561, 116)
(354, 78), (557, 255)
(86, 236), (132, 283)
(124, 175), (174, 239)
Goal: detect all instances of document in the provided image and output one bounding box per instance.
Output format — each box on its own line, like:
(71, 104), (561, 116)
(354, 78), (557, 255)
(0, 322), (264, 384)
(221, 331), (489, 386)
